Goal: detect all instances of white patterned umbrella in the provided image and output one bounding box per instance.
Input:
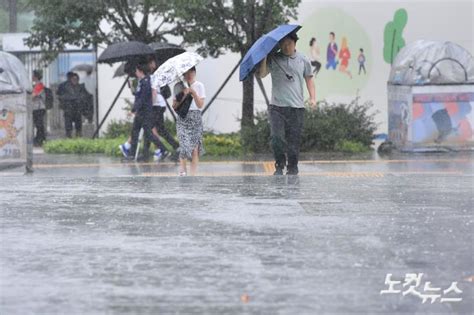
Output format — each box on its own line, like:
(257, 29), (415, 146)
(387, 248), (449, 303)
(151, 52), (203, 88)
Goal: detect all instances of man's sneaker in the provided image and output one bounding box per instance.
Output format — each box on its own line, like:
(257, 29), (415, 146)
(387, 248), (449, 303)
(273, 167), (284, 175)
(273, 162), (285, 176)
(178, 171), (187, 177)
(119, 144), (129, 157)
(154, 149), (169, 161)
(153, 149), (163, 161)
(287, 167), (299, 175)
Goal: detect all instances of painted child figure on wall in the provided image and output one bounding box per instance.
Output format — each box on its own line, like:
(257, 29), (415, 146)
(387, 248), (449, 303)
(309, 37), (322, 74)
(338, 37), (352, 79)
(358, 48), (367, 75)
(326, 32), (338, 70)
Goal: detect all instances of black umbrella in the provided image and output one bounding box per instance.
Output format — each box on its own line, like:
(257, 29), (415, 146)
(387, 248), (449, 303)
(113, 63), (128, 78)
(70, 64), (95, 73)
(149, 42), (185, 64)
(113, 42), (186, 77)
(98, 41), (156, 64)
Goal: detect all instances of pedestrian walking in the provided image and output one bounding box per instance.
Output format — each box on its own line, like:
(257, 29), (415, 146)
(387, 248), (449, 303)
(173, 67), (205, 176)
(119, 57), (179, 161)
(257, 31), (316, 175)
(128, 63), (168, 160)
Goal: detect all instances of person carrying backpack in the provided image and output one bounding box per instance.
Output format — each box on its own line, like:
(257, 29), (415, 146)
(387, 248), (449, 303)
(31, 70), (47, 146)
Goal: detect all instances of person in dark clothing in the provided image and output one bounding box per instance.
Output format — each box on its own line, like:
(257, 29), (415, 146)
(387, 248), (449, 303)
(31, 70), (47, 146)
(57, 72), (85, 138)
(120, 57), (179, 161)
(128, 63), (168, 160)
(146, 58), (179, 160)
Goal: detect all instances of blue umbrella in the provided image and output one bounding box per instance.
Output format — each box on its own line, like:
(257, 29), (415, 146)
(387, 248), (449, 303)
(239, 24), (301, 81)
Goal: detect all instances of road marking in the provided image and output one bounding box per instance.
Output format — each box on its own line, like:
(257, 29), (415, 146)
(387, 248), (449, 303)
(263, 162), (275, 174)
(32, 158), (472, 169)
(323, 172), (385, 178)
(138, 171), (464, 178)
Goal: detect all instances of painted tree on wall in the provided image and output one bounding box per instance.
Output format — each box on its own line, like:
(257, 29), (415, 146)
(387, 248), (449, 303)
(383, 8), (408, 65)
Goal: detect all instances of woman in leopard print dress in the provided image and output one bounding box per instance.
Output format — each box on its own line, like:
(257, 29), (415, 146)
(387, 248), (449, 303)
(173, 67), (206, 176)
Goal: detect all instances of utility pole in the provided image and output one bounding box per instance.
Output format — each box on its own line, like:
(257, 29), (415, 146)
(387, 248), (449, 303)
(9, 0), (17, 32)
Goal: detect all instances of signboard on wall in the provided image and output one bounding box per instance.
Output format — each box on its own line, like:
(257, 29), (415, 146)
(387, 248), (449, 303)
(411, 85), (474, 144)
(388, 85), (412, 146)
(388, 84), (474, 150)
(0, 93), (31, 170)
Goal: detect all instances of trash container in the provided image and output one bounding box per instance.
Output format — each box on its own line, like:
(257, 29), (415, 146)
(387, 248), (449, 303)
(0, 51), (32, 171)
(387, 40), (474, 152)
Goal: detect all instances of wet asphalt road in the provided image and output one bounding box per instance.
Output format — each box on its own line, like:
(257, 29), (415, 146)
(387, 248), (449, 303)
(0, 153), (473, 314)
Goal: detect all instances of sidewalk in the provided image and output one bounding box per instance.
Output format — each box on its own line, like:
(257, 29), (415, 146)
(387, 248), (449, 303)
(16, 149), (472, 178)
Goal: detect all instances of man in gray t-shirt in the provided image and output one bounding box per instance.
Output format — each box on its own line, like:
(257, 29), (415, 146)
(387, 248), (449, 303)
(257, 31), (316, 175)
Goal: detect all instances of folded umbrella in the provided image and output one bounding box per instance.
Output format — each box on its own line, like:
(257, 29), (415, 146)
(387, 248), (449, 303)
(152, 52), (203, 88)
(98, 41), (155, 64)
(239, 24), (301, 81)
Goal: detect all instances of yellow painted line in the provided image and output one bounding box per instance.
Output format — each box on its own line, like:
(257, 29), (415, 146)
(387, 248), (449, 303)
(138, 171), (463, 178)
(34, 162), (162, 169)
(298, 159), (471, 164)
(263, 161), (275, 174)
(141, 172), (270, 177)
(392, 171), (464, 175)
(322, 172), (385, 178)
(33, 158), (472, 169)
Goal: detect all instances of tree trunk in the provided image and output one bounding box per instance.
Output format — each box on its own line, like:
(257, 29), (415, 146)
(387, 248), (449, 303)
(8, 0), (17, 32)
(241, 76), (255, 129)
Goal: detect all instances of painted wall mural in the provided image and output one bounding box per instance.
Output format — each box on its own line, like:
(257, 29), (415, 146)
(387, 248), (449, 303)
(0, 109), (22, 158)
(298, 7), (372, 100)
(388, 86), (474, 147)
(383, 9), (408, 65)
(388, 86), (411, 146)
(411, 92), (473, 143)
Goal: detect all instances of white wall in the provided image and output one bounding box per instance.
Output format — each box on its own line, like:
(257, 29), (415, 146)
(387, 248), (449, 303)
(97, 0), (474, 135)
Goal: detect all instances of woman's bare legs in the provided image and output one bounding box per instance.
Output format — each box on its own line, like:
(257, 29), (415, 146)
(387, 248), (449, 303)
(179, 158), (187, 175)
(190, 147), (199, 176)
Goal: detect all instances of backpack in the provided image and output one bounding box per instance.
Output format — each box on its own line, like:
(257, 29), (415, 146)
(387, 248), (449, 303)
(173, 82), (192, 119)
(160, 85), (171, 99)
(44, 87), (54, 110)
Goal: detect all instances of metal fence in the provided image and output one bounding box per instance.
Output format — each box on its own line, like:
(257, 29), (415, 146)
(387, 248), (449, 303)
(12, 50), (98, 138)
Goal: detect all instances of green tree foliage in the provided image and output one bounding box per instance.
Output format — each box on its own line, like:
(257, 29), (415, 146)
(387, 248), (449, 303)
(0, 0), (33, 32)
(25, 0), (177, 60)
(383, 8), (408, 65)
(26, 0), (302, 132)
(172, 0), (301, 129)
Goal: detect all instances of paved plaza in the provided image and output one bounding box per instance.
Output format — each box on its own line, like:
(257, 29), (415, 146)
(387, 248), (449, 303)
(1, 153), (473, 314)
